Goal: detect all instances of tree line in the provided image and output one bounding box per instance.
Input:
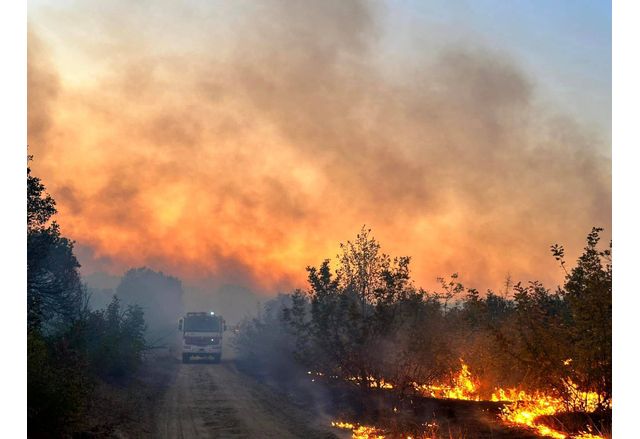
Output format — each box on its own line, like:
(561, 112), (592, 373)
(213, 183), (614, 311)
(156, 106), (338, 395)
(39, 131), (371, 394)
(236, 226), (611, 412)
(28, 156), (148, 436)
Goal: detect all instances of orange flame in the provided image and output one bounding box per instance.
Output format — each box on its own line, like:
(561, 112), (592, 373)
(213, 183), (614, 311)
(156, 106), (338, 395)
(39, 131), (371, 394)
(414, 360), (480, 400)
(331, 421), (385, 439)
(333, 361), (607, 439)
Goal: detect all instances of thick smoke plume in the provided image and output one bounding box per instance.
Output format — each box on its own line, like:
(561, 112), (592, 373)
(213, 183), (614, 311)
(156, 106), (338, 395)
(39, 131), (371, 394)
(28, 0), (610, 293)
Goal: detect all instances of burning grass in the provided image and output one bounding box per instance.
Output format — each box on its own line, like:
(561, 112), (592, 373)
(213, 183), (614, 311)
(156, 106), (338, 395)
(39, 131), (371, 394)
(328, 361), (609, 439)
(491, 379), (610, 439)
(331, 421), (386, 439)
(414, 361), (480, 401)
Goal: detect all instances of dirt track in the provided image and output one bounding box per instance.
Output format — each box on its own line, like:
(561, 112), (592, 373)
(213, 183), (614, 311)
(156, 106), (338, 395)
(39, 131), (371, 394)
(153, 354), (337, 439)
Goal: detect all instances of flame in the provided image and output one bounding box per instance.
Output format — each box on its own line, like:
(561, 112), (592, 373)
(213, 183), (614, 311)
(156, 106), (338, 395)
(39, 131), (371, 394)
(491, 381), (607, 439)
(346, 375), (395, 389)
(497, 394), (567, 439)
(331, 361), (607, 439)
(414, 360), (479, 400)
(573, 433), (606, 439)
(332, 421), (356, 429)
(563, 378), (607, 412)
(418, 361), (607, 438)
(331, 421), (385, 439)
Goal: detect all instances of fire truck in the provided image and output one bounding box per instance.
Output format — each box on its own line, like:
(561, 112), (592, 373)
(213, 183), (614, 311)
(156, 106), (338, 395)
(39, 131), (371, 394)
(178, 312), (226, 363)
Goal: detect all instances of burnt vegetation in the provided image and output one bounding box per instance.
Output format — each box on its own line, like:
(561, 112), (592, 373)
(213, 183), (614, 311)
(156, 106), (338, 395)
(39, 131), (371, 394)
(235, 226), (612, 437)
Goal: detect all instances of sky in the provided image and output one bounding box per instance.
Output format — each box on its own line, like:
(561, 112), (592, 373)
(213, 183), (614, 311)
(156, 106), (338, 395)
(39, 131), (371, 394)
(27, 0), (611, 295)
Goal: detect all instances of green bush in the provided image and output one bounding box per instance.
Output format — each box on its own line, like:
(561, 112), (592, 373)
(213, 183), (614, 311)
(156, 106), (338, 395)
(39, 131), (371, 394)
(245, 227), (612, 411)
(28, 331), (91, 437)
(85, 296), (147, 379)
(27, 156), (149, 435)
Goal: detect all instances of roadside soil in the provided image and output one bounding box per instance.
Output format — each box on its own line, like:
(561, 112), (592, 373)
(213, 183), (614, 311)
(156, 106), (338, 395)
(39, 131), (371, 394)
(74, 350), (178, 438)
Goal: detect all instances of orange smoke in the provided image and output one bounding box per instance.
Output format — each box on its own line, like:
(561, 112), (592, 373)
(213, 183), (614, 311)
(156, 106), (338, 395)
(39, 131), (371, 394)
(28, 1), (610, 293)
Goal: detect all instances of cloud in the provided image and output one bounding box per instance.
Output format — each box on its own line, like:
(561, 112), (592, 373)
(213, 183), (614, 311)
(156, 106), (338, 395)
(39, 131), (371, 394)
(28, 0), (611, 293)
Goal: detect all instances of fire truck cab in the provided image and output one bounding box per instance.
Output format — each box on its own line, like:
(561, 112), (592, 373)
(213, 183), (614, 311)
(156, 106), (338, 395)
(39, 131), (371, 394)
(178, 312), (226, 363)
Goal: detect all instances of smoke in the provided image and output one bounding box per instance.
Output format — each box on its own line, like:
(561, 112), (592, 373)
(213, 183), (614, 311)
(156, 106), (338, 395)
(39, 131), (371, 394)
(28, 0), (610, 293)
(27, 27), (59, 149)
(184, 283), (262, 327)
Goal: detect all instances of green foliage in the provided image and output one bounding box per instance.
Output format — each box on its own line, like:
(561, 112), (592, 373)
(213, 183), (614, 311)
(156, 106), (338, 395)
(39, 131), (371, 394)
(28, 330), (91, 437)
(28, 223), (85, 332)
(500, 281), (572, 390)
(27, 156), (56, 233)
(85, 296), (147, 379)
(280, 227), (458, 396)
(557, 227), (612, 408)
(27, 156), (149, 435)
(481, 228), (612, 409)
(28, 156), (84, 332)
(28, 296), (147, 435)
(244, 226), (612, 412)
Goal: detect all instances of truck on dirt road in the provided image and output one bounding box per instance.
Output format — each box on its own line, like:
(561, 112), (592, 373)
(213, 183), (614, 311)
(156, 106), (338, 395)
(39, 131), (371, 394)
(178, 312), (226, 363)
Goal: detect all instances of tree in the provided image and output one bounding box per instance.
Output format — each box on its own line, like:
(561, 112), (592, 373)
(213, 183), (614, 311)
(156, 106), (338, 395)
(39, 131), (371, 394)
(509, 281), (572, 391)
(27, 156), (56, 232)
(116, 267), (184, 340)
(27, 154), (149, 435)
(284, 227), (454, 401)
(337, 227), (390, 314)
(435, 273), (464, 315)
(84, 296), (147, 378)
(28, 155), (88, 434)
(553, 228), (612, 409)
(27, 156), (84, 332)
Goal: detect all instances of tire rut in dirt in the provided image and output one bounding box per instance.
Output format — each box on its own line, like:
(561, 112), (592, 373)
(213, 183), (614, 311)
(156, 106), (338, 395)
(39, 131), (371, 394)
(189, 365), (249, 437)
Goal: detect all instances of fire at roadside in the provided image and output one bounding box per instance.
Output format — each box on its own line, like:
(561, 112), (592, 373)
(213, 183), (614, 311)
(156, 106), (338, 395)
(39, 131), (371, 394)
(320, 361), (610, 439)
(233, 228), (611, 439)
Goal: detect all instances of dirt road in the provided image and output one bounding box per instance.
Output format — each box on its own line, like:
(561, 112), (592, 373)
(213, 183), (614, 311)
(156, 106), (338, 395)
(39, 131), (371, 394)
(153, 355), (338, 439)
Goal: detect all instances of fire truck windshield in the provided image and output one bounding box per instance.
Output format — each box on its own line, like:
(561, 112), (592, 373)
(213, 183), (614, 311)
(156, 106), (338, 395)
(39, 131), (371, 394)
(183, 315), (221, 332)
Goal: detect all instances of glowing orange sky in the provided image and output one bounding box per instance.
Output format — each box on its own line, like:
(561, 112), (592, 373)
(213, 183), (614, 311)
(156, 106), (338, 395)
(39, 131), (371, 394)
(28, 1), (611, 294)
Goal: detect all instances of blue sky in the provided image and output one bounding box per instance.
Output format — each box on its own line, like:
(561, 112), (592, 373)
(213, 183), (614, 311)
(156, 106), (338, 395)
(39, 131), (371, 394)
(383, 0), (611, 142)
